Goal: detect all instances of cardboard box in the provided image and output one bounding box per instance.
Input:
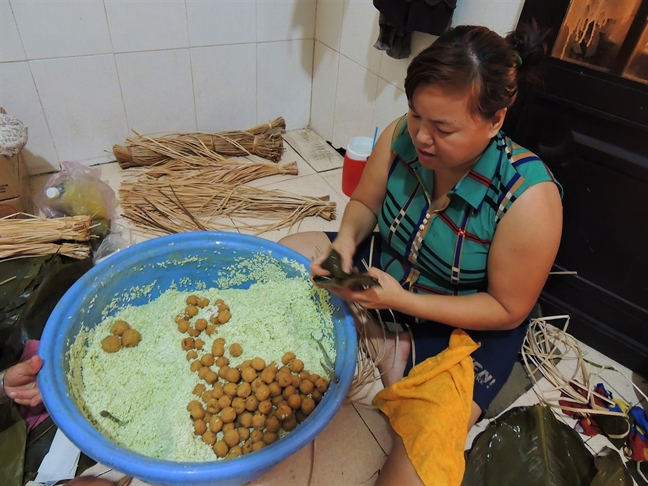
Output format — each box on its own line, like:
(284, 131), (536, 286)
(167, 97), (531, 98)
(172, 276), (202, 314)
(0, 152), (34, 217)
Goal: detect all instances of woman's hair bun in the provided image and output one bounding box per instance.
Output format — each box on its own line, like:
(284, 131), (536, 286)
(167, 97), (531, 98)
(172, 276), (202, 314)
(505, 19), (550, 74)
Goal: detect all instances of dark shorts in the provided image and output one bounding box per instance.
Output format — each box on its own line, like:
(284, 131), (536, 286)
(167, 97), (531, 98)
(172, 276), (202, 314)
(325, 232), (528, 413)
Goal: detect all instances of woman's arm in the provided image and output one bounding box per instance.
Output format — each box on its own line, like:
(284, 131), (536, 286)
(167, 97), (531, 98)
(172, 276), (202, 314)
(341, 181), (563, 330)
(312, 118), (399, 274)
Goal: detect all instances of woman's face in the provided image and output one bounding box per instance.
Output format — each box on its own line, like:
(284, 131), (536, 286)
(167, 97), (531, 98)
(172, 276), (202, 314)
(407, 84), (505, 172)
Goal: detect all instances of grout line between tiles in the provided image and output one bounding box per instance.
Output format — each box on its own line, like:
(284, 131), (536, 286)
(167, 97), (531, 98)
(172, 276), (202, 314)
(350, 402), (389, 456)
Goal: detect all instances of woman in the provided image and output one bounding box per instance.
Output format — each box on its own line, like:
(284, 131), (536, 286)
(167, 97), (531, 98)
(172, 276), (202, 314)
(280, 23), (562, 485)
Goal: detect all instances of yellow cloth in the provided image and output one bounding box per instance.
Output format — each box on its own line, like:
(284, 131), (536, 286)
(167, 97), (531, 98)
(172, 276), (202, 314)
(373, 329), (480, 486)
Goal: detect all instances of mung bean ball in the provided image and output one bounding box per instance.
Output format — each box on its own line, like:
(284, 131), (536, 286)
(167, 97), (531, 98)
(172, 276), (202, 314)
(251, 441), (265, 452)
(177, 319), (189, 333)
(245, 396), (259, 412)
(212, 342), (225, 357)
(212, 382), (224, 399)
(194, 419), (206, 435)
(195, 339), (205, 350)
(229, 343), (243, 357)
(205, 325), (217, 336)
(289, 359), (304, 373)
(250, 429), (264, 443)
(204, 412), (212, 423)
(195, 318), (207, 331)
(251, 357), (266, 371)
(242, 439), (253, 455)
(263, 432), (278, 445)
(237, 382), (252, 398)
(299, 380), (314, 395)
(215, 356), (230, 368)
(282, 385), (296, 400)
(227, 445), (243, 459)
(251, 377), (264, 393)
(282, 415), (297, 431)
(201, 354), (214, 367)
(186, 350), (198, 360)
(276, 373), (291, 388)
(220, 406), (237, 424)
(217, 310), (231, 324)
(101, 335), (121, 353)
(276, 403), (292, 420)
(258, 400), (273, 415)
(202, 390), (213, 402)
(296, 410), (309, 424)
(291, 374), (301, 388)
(198, 366), (210, 379)
(223, 382), (238, 397)
(265, 415), (281, 433)
(206, 399), (220, 414)
(311, 389), (323, 404)
(268, 382), (282, 397)
(251, 412), (266, 429)
(198, 297), (210, 308)
(255, 384), (270, 401)
(187, 400), (201, 411)
(315, 377), (330, 393)
(238, 412), (253, 428)
(308, 374), (321, 384)
(202, 430), (216, 445)
(271, 395), (284, 406)
(189, 405), (205, 421)
(213, 440), (228, 458)
(222, 422), (235, 433)
(193, 384), (206, 396)
(287, 394), (302, 410)
(225, 367), (240, 383)
(242, 367), (257, 383)
(186, 295), (198, 306)
(182, 338), (195, 351)
(187, 327), (200, 337)
(299, 370), (310, 381)
(232, 397), (246, 415)
(186, 305), (198, 317)
(218, 395), (231, 409)
(301, 397), (316, 415)
(281, 352), (296, 365)
(121, 328), (141, 347)
(111, 320), (130, 336)
(210, 415), (224, 433)
(224, 429), (240, 447)
(238, 427), (250, 442)
(261, 365), (277, 384)
(190, 360), (202, 373)
(218, 365), (230, 380)
(204, 370), (218, 385)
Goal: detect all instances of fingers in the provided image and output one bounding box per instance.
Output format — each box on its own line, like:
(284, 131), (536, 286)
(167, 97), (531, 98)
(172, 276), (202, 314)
(28, 355), (43, 375)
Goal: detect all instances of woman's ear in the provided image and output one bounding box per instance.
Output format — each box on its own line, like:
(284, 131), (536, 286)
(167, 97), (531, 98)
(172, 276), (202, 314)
(488, 108), (508, 137)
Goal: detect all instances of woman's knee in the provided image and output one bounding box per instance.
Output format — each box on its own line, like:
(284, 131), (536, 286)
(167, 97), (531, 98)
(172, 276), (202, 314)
(278, 231), (330, 260)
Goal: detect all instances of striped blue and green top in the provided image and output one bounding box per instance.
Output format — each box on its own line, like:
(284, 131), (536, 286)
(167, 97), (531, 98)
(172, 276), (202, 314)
(378, 121), (562, 296)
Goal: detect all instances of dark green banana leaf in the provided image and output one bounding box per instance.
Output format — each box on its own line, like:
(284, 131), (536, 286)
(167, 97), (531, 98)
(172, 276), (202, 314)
(0, 254), (92, 369)
(462, 405), (597, 486)
(590, 447), (633, 486)
(0, 401), (27, 486)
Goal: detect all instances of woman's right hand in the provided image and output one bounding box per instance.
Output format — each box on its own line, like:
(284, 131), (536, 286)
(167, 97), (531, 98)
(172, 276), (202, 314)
(310, 236), (357, 277)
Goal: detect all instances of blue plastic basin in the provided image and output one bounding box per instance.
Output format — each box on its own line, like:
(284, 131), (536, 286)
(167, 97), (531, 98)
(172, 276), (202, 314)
(38, 232), (357, 486)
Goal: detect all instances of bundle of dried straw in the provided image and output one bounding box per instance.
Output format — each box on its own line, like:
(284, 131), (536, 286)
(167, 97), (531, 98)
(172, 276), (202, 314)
(114, 117), (286, 169)
(119, 180), (336, 236)
(0, 214), (93, 260)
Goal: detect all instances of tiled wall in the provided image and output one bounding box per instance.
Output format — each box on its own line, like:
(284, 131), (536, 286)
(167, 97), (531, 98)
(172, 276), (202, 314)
(0, 0), (316, 175)
(311, 0), (526, 151)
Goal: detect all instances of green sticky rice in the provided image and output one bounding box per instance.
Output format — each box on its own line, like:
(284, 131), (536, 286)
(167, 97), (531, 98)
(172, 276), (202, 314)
(68, 254), (337, 462)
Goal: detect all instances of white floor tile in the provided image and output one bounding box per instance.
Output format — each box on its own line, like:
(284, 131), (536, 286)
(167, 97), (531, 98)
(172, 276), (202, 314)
(284, 129), (343, 173)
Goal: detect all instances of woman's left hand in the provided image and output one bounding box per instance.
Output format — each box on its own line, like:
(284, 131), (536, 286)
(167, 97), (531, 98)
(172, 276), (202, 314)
(330, 267), (405, 310)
